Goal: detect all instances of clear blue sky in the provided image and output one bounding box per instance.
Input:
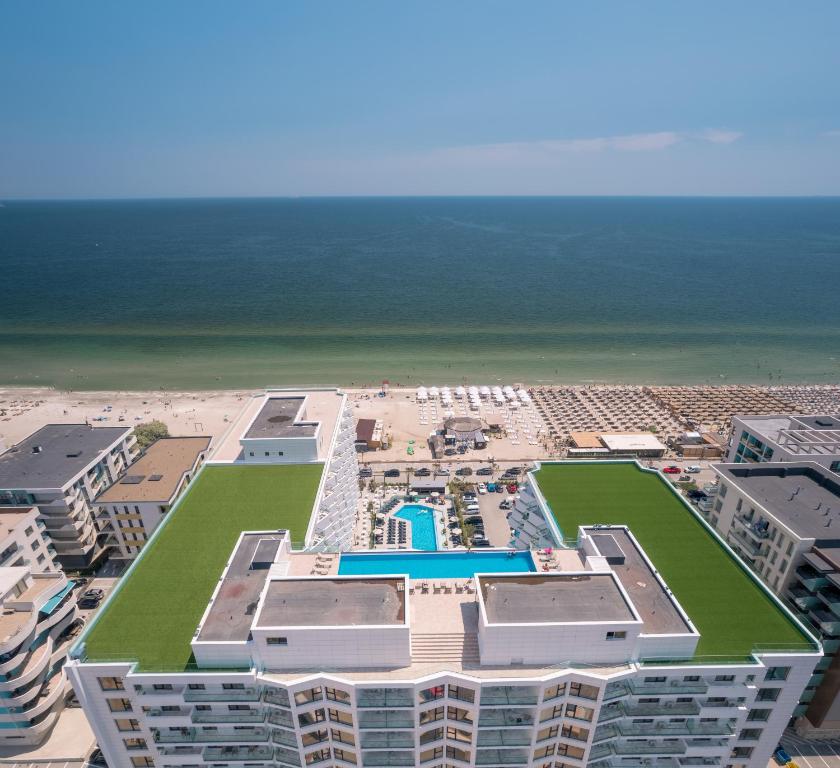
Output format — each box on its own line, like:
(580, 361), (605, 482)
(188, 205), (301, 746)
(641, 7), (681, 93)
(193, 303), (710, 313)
(2, 1), (839, 197)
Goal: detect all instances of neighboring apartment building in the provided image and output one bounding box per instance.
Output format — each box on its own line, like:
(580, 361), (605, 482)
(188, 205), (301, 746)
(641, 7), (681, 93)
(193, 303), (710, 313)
(727, 415), (840, 473)
(708, 461), (840, 736)
(0, 424), (138, 569)
(67, 461), (817, 768)
(0, 564), (79, 746)
(0, 506), (57, 573)
(95, 437), (211, 559)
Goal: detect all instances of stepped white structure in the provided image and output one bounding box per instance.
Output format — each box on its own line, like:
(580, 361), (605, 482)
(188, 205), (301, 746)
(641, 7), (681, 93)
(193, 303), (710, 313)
(67, 460), (820, 768)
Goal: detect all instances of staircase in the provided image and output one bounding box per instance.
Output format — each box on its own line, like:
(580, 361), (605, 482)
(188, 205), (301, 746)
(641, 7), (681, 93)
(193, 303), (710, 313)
(412, 632), (480, 664)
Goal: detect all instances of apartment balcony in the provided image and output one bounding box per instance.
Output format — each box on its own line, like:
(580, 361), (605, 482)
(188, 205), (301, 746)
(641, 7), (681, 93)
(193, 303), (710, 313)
(203, 744), (274, 762)
(613, 739), (687, 755)
(263, 689), (291, 708)
(797, 566), (829, 592)
(594, 725), (619, 743)
(192, 710), (266, 724)
(475, 748), (530, 765)
(268, 709), (295, 729)
(811, 607), (840, 637)
(624, 702), (701, 717)
(732, 514), (770, 541)
(680, 759), (719, 766)
(727, 529), (766, 559)
(598, 704), (624, 722)
(789, 585), (821, 612)
(629, 680), (708, 696)
(145, 707), (190, 719)
(478, 709), (535, 728)
(819, 586), (840, 615)
(183, 687), (260, 702)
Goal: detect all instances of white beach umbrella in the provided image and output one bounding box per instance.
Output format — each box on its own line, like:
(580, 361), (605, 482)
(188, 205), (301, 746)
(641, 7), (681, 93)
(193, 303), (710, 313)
(455, 386), (466, 398)
(479, 386), (491, 397)
(428, 386), (440, 398)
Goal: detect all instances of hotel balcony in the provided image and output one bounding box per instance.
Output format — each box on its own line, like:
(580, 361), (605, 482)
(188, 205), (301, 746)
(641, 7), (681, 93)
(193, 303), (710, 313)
(357, 689), (414, 708)
(263, 689), (291, 707)
(623, 702), (701, 717)
(598, 703), (624, 722)
(153, 726), (269, 743)
(619, 722), (734, 738)
(268, 709), (295, 729)
(480, 685), (540, 706)
(478, 709), (535, 728)
(183, 687), (260, 702)
(360, 731), (415, 749)
(475, 748), (530, 765)
(727, 529), (766, 559)
(357, 711), (414, 730)
(613, 739), (687, 755)
(603, 682), (631, 700)
(628, 680), (709, 696)
(203, 744), (274, 762)
(476, 730), (533, 747)
(594, 725), (620, 743)
(362, 750), (415, 766)
(192, 710), (266, 724)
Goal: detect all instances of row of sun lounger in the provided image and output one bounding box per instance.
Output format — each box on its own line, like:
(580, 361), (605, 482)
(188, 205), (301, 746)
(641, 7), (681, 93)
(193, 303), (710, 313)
(409, 580), (475, 595)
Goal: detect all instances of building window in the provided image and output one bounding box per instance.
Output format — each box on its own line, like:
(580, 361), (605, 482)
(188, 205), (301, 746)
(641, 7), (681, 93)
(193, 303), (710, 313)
(98, 677), (125, 691)
(534, 744), (556, 759)
(446, 706), (473, 724)
(733, 747), (754, 758)
(267, 637), (289, 646)
(187, 683), (205, 690)
(714, 675), (735, 683)
(152, 684), (172, 691)
(24, 526), (34, 536)
(328, 708), (353, 726)
(130, 759), (154, 768)
(446, 726), (471, 743)
(301, 729), (329, 747)
(222, 683), (245, 690)
(544, 683), (566, 700)
(123, 737), (147, 750)
(420, 727), (444, 745)
(448, 684), (475, 704)
(419, 685), (445, 703)
(740, 728), (763, 741)
(420, 706), (444, 724)
(295, 686), (323, 705)
(757, 688), (780, 702)
(115, 718), (140, 731)
(325, 686), (351, 704)
(606, 631), (627, 641)
(569, 681), (599, 699)
(304, 748), (331, 765)
(331, 728), (355, 745)
(420, 747), (443, 763)
(747, 709), (771, 722)
(333, 747), (356, 764)
(298, 709), (326, 727)
(765, 666), (790, 681)
(107, 698), (132, 712)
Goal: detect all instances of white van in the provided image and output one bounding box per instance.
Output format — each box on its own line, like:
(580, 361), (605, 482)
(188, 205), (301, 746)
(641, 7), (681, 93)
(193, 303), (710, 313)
(685, 465), (702, 474)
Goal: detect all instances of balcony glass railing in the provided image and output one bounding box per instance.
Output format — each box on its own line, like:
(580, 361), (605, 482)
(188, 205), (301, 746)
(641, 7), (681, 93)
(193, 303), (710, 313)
(192, 710), (266, 723)
(613, 739), (687, 755)
(624, 702), (701, 717)
(361, 750), (415, 766)
(357, 689), (414, 708)
(475, 748), (530, 765)
(360, 731), (415, 749)
(357, 712), (414, 729)
(477, 710), (534, 728)
(153, 726), (269, 743)
(183, 688), (259, 702)
(480, 686), (539, 706)
(476, 730), (532, 746)
(629, 680), (708, 696)
(203, 744), (274, 761)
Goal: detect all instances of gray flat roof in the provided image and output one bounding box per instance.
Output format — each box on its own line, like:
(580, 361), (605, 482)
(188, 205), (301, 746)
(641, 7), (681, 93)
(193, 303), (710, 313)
(717, 462), (840, 541)
(244, 397), (316, 439)
(796, 415), (840, 431)
(197, 532), (286, 643)
(256, 578), (405, 627)
(0, 424), (131, 490)
(585, 527), (693, 635)
(479, 573), (636, 624)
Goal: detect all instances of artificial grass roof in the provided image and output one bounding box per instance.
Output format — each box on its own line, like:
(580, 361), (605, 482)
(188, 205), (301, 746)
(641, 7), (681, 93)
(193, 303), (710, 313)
(82, 463), (323, 671)
(534, 462), (816, 661)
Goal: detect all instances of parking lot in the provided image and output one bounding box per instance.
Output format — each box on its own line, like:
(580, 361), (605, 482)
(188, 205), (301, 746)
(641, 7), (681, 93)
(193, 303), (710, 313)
(778, 734), (840, 768)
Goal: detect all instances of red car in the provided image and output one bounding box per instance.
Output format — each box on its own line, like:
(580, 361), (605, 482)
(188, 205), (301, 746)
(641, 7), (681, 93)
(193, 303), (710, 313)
(662, 466), (681, 474)
(506, 483), (518, 493)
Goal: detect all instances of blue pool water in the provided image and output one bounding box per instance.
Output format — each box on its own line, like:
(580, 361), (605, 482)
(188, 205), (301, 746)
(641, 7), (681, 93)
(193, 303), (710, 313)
(394, 504), (438, 550)
(338, 551), (536, 579)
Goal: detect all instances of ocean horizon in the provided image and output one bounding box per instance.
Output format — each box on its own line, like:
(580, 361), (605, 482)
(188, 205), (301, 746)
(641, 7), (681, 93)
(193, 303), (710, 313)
(2, 196), (839, 390)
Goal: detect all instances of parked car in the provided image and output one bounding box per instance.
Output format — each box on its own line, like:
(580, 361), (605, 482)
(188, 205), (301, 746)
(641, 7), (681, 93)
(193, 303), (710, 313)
(495, 485), (505, 493)
(477, 483), (487, 494)
(662, 466), (681, 474)
(476, 467), (493, 476)
(774, 747), (791, 766)
(414, 467), (431, 476)
(505, 467), (522, 476)
(79, 595), (102, 610)
(685, 465), (702, 473)
(82, 588), (105, 600)
(462, 493), (476, 502)
(465, 516), (483, 525)
(472, 539), (491, 547)
(499, 501), (512, 510)
(506, 483), (518, 493)
(455, 467), (472, 475)
(435, 468), (450, 476)
(384, 469), (401, 478)
(678, 475), (691, 482)
(358, 467), (373, 478)
(444, 448), (457, 456)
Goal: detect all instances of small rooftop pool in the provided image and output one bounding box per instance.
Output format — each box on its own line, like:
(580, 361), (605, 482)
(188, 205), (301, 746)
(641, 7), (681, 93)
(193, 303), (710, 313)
(393, 504), (437, 550)
(338, 550), (536, 580)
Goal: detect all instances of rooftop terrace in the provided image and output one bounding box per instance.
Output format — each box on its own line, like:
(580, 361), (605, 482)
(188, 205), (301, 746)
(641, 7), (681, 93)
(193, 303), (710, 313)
(80, 463), (323, 671)
(479, 573), (636, 624)
(256, 577), (406, 627)
(244, 397), (316, 439)
(533, 462), (816, 660)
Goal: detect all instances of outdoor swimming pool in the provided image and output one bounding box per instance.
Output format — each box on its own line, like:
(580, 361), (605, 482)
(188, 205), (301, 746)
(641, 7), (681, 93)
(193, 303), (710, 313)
(394, 504), (438, 550)
(338, 550), (536, 579)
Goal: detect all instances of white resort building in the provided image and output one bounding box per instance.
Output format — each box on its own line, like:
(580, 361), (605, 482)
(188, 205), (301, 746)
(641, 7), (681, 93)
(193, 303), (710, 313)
(0, 505), (57, 573)
(66, 459), (817, 768)
(0, 424), (139, 569)
(0, 564), (79, 746)
(727, 415), (840, 474)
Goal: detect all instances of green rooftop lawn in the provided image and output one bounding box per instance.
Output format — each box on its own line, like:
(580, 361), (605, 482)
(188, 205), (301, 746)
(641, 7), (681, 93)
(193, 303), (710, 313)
(83, 463), (323, 671)
(534, 462), (815, 661)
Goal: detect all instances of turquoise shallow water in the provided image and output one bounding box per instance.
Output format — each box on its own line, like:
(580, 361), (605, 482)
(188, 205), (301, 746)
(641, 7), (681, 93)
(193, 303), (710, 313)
(394, 504), (438, 550)
(1, 197), (839, 389)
